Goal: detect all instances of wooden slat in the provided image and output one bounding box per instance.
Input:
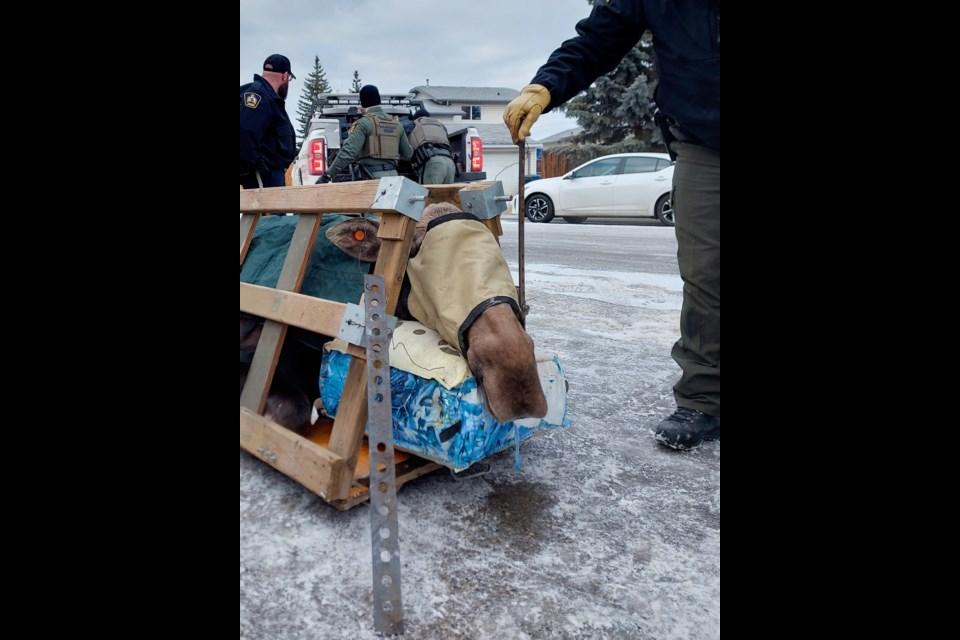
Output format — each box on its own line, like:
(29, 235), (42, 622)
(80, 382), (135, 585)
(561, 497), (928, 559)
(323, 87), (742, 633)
(422, 181), (499, 208)
(481, 217), (503, 239)
(240, 283), (346, 338)
(240, 407), (346, 499)
(240, 213), (261, 266)
(330, 458), (443, 511)
(241, 181), (502, 215)
(241, 183), (398, 214)
(373, 214), (416, 312)
(240, 320), (288, 414)
(376, 211), (409, 241)
(240, 214), (322, 413)
(326, 362), (372, 499)
(239, 282), (365, 360)
(327, 211), (417, 499)
(422, 182), (503, 239)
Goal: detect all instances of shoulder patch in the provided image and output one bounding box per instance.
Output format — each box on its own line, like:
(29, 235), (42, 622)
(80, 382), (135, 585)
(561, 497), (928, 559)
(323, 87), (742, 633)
(243, 92), (262, 109)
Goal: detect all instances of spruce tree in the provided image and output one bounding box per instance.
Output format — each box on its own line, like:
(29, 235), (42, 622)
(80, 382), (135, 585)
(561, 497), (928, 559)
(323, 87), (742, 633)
(557, 1), (662, 155)
(350, 71), (362, 93)
(294, 55), (332, 142)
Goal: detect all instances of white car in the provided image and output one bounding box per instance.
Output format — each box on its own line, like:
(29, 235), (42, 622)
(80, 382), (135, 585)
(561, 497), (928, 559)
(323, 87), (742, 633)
(519, 152), (675, 225)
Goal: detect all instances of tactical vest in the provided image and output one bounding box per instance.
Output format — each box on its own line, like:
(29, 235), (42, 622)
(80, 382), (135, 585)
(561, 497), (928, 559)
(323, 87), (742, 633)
(359, 114), (402, 160)
(409, 117), (453, 168)
(409, 117), (450, 150)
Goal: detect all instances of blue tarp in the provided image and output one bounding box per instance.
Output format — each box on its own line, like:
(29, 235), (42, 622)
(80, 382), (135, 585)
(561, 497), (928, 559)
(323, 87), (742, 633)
(319, 349), (570, 471)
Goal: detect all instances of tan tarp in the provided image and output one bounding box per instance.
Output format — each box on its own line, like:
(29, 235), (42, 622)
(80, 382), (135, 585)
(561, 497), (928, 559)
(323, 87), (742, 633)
(406, 217), (519, 355)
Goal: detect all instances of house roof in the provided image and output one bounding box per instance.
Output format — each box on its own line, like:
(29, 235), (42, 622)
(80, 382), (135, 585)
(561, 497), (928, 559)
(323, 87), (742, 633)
(410, 86), (520, 104)
(467, 123), (516, 146)
(416, 99), (467, 117)
(538, 127), (583, 144)
(460, 123), (542, 148)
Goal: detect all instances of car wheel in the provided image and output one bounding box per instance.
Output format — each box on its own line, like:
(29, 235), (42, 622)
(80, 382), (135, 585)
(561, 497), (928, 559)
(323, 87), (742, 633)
(562, 216), (586, 224)
(525, 194), (555, 223)
(655, 193), (675, 226)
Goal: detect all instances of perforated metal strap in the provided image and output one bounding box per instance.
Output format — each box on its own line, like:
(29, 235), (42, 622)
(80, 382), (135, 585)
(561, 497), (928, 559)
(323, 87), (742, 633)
(364, 274), (404, 635)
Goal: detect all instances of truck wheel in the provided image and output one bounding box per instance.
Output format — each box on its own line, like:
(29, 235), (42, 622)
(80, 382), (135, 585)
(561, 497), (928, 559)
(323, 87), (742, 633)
(525, 194), (555, 223)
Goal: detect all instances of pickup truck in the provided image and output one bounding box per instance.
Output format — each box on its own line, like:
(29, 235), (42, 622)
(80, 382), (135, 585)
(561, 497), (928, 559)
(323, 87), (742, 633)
(292, 93), (485, 185)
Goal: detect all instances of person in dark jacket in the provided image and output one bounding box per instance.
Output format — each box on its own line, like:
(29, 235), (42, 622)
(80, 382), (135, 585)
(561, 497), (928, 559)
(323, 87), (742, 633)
(403, 108), (456, 184)
(240, 54), (297, 189)
(504, 0), (720, 450)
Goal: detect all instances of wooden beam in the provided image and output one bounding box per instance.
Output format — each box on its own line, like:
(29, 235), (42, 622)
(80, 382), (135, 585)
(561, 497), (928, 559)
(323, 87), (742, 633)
(240, 213), (261, 266)
(327, 212), (417, 499)
(240, 407), (346, 499)
(422, 181), (500, 208)
(422, 182), (503, 238)
(373, 214), (416, 312)
(330, 458), (443, 511)
(240, 214), (322, 414)
(240, 283), (346, 338)
(241, 183), (399, 214)
(239, 283), (365, 359)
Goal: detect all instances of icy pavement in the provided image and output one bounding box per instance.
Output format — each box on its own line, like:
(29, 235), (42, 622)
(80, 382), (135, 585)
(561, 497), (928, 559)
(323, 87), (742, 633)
(240, 220), (720, 639)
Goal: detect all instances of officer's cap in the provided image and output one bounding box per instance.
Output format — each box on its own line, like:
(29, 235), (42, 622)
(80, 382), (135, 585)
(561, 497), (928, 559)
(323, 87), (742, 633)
(263, 54), (295, 79)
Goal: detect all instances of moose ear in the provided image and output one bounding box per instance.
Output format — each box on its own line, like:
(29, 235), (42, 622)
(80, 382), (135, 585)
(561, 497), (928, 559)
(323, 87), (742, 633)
(325, 218), (381, 263)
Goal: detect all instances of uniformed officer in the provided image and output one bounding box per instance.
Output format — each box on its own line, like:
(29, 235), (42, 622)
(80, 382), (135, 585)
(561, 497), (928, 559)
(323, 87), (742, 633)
(504, 0), (721, 451)
(317, 85), (413, 183)
(403, 108), (456, 185)
(240, 54), (297, 189)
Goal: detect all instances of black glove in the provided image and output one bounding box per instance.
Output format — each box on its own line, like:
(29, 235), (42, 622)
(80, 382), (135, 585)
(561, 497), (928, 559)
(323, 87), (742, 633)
(316, 173), (332, 184)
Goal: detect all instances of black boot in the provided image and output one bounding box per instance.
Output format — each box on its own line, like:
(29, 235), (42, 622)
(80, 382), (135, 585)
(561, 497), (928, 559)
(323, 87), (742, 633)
(655, 407), (721, 450)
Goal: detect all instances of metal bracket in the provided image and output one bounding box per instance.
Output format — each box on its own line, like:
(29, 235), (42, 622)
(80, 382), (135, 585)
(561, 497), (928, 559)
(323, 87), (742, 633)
(364, 274), (404, 636)
(338, 302), (398, 348)
(371, 176), (428, 221)
(459, 182), (508, 220)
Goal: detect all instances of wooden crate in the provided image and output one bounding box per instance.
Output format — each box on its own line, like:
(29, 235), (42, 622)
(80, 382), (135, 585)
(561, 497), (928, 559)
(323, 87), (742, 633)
(239, 179), (504, 510)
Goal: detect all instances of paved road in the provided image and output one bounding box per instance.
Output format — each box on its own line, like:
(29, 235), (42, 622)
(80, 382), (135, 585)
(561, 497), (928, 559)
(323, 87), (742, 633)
(240, 218), (721, 640)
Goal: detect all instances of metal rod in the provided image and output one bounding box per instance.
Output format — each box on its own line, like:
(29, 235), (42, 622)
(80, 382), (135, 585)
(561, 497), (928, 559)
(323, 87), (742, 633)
(517, 140), (527, 317)
(364, 275), (404, 636)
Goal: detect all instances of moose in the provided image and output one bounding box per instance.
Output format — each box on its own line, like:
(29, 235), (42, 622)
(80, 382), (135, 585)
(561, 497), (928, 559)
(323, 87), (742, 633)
(240, 203), (547, 433)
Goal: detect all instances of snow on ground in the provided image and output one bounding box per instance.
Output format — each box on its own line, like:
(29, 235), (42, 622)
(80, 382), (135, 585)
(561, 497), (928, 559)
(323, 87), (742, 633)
(240, 220), (720, 639)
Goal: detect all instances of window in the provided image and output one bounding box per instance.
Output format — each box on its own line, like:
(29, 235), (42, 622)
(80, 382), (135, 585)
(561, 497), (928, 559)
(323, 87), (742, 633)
(461, 105), (481, 120)
(622, 156), (661, 174)
(575, 158), (622, 178)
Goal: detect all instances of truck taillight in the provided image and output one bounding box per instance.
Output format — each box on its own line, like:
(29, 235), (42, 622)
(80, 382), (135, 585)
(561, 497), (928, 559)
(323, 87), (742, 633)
(308, 139), (326, 175)
(471, 137), (483, 172)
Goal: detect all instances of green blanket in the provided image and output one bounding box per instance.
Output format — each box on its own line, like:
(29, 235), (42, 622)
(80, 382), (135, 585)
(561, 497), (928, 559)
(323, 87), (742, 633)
(240, 215), (370, 304)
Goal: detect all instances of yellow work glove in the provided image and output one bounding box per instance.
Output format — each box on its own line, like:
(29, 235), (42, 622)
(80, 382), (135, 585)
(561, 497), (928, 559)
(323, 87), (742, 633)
(504, 84), (551, 144)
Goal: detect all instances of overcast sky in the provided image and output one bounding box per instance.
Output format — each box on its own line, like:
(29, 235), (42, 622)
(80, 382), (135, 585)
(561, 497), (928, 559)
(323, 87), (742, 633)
(239, 0), (594, 139)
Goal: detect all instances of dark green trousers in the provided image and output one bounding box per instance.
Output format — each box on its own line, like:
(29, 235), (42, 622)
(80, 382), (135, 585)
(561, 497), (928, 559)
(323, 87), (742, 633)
(671, 142), (720, 417)
(421, 156), (456, 185)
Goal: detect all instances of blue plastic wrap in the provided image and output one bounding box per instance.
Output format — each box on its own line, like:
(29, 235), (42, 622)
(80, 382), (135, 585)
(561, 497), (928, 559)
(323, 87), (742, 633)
(319, 349), (570, 471)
